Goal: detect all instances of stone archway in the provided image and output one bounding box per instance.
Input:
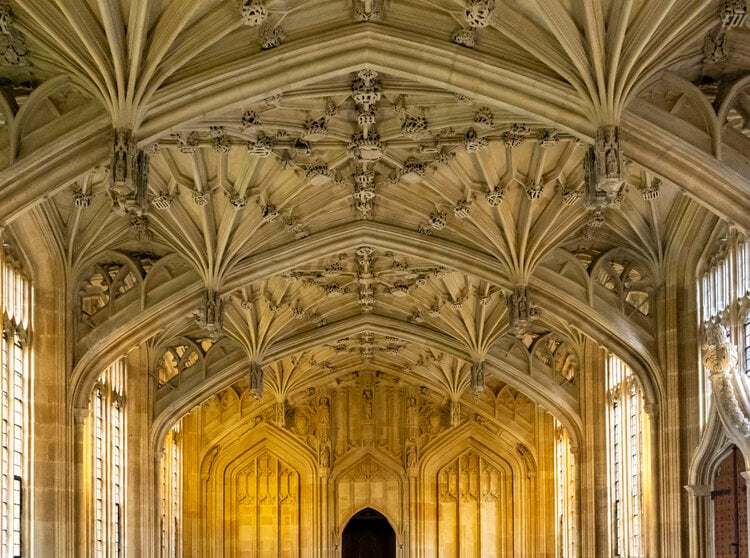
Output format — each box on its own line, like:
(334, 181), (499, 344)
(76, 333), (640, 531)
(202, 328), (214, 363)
(342, 508), (396, 558)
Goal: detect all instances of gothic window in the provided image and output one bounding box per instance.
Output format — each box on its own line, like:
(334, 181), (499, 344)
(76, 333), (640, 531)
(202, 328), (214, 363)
(554, 422), (576, 558)
(607, 354), (645, 558)
(90, 360), (125, 558)
(160, 424), (181, 558)
(698, 231), (750, 419)
(1, 252), (30, 558)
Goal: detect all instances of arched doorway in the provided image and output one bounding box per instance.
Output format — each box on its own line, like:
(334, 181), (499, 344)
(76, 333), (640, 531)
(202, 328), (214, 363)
(342, 508), (396, 558)
(714, 446), (748, 558)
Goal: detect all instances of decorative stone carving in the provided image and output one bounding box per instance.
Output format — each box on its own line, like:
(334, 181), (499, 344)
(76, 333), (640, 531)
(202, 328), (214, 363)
(702, 321), (737, 374)
(258, 22), (286, 49)
(247, 132), (274, 157)
(248, 362), (264, 399)
(400, 157), (427, 183)
(463, 128), (488, 152)
(176, 131), (199, 153)
(192, 191), (209, 206)
(640, 177), (661, 200)
(703, 33), (729, 63)
(348, 131), (386, 162)
(129, 215), (150, 240)
(351, 69), (382, 107)
(524, 183), (544, 200)
(210, 126), (231, 153)
(109, 129), (150, 218)
(507, 285), (540, 335)
(452, 28), (476, 47)
(539, 129), (560, 147)
(240, 0), (268, 26)
(72, 188), (92, 208)
(465, 0), (495, 27)
(453, 200), (472, 218)
(474, 106), (494, 128)
(197, 289), (224, 341)
(560, 183), (581, 205)
(305, 161), (332, 186)
(401, 114), (429, 139)
(303, 116), (329, 140)
(470, 361), (485, 397)
(253, 205), (276, 226)
(719, 0), (748, 28)
(485, 185), (506, 207)
(0, 4), (27, 66)
(702, 322), (750, 437)
(353, 168), (376, 219)
(429, 210), (448, 230)
(241, 110), (262, 129)
(354, 0), (384, 22)
(503, 123), (530, 148)
(583, 125), (626, 209)
(228, 193), (247, 209)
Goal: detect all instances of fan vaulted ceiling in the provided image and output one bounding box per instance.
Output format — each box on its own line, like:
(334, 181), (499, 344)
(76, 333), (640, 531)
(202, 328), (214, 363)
(1, 0), (750, 440)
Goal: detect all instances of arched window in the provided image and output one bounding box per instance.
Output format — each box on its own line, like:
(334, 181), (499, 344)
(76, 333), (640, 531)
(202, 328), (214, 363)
(607, 354), (645, 558)
(1, 249), (30, 558)
(89, 360), (125, 558)
(160, 423), (181, 558)
(554, 421), (576, 558)
(743, 313), (750, 374)
(698, 231), (750, 423)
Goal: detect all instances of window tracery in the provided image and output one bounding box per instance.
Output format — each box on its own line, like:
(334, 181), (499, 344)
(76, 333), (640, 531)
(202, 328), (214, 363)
(160, 424), (181, 558)
(607, 354), (645, 558)
(698, 230), (750, 421)
(554, 421), (576, 558)
(1, 248), (30, 558)
(89, 360), (125, 558)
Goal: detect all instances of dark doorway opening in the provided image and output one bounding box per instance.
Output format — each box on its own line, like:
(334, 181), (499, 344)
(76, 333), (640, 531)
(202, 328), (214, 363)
(342, 507), (396, 558)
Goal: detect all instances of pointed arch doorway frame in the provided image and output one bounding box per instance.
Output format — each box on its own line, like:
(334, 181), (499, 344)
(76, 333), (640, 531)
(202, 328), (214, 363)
(341, 507), (397, 558)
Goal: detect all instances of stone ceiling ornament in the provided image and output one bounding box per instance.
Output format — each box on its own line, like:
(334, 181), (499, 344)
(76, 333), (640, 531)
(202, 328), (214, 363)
(719, 0), (748, 28)
(503, 123), (530, 148)
(196, 289), (224, 341)
(452, 28), (476, 48)
(0, 3), (28, 66)
(353, 167), (376, 219)
(703, 32), (729, 64)
(354, 0), (384, 22)
(465, 0), (495, 28)
(470, 361), (485, 397)
(507, 285), (540, 336)
(109, 128), (150, 222)
(258, 21), (285, 49)
(583, 126), (626, 210)
(485, 184), (507, 207)
(248, 361), (264, 399)
(640, 177), (661, 201)
(240, 0), (268, 26)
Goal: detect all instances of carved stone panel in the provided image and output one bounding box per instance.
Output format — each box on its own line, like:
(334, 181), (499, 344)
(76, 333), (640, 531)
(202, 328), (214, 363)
(436, 450), (512, 557)
(234, 451), (300, 557)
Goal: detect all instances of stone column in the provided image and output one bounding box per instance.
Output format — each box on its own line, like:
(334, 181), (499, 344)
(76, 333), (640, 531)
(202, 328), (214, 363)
(684, 483), (712, 558)
(72, 407), (89, 558)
